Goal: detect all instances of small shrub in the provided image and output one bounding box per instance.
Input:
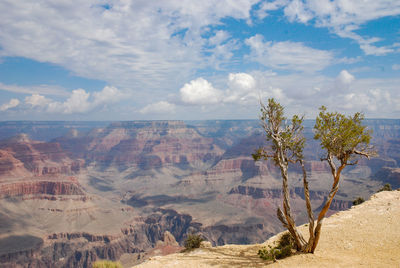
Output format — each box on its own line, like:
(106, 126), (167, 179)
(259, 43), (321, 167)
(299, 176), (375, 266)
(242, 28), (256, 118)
(183, 233), (204, 251)
(258, 232), (295, 262)
(92, 260), (122, 268)
(377, 183), (392, 192)
(258, 246), (275, 261)
(352, 197), (365, 206)
(276, 232), (295, 249)
(275, 245), (292, 259)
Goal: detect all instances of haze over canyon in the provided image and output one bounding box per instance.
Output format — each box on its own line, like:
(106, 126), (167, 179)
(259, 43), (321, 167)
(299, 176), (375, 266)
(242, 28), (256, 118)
(0, 119), (399, 267)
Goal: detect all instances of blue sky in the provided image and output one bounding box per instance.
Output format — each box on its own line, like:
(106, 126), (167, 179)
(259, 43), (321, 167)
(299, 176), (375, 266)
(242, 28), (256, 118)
(0, 0), (399, 120)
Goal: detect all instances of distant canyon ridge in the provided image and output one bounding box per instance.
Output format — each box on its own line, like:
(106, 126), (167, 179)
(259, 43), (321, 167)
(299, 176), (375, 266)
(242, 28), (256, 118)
(0, 120), (399, 267)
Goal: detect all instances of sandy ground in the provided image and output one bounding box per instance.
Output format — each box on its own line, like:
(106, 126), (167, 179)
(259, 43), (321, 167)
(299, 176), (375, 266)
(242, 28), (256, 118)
(134, 190), (400, 268)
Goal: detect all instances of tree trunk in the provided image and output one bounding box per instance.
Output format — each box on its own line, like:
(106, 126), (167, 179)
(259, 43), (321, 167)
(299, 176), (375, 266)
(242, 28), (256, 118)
(309, 171), (342, 252)
(300, 161), (315, 252)
(277, 157), (306, 250)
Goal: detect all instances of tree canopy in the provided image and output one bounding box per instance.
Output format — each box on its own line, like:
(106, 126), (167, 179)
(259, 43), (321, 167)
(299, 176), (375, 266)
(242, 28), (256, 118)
(254, 99), (374, 253)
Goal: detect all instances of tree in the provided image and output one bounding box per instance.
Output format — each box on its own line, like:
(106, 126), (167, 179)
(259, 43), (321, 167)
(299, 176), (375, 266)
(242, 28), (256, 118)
(311, 105), (374, 252)
(253, 99), (374, 253)
(252, 98), (312, 251)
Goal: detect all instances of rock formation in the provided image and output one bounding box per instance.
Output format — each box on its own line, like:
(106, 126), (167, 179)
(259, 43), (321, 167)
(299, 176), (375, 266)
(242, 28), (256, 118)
(0, 120), (399, 267)
(135, 190), (400, 268)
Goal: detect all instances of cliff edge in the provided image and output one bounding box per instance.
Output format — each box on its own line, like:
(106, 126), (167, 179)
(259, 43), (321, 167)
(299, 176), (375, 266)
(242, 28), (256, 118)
(135, 190), (400, 267)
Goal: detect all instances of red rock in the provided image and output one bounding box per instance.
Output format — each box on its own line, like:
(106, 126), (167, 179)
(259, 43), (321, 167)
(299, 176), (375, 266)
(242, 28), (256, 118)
(0, 180), (84, 198)
(66, 121), (224, 169)
(0, 149), (30, 177)
(0, 136), (84, 178)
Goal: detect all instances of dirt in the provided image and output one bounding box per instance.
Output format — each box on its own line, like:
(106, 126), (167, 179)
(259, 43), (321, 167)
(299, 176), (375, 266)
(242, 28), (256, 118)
(134, 190), (400, 268)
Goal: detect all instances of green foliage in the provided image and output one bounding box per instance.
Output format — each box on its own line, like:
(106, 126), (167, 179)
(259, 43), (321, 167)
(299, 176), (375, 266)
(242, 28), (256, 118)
(277, 232), (295, 248)
(377, 183), (392, 192)
(352, 197), (365, 205)
(314, 106), (372, 164)
(253, 98), (305, 165)
(92, 260), (122, 268)
(254, 99), (374, 254)
(258, 232), (295, 262)
(183, 233), (204, 251)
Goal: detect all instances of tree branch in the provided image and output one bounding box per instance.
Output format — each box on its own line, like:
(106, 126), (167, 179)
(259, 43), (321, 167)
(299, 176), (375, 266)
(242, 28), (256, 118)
(346, 160), (358, 166)
(325, 153), (337, 178)
(353, 149), (373, 159)
(277, 207), (289, 229)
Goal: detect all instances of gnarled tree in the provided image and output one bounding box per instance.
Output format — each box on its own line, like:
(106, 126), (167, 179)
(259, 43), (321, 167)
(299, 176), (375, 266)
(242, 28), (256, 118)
(310, 105), (374, 252)
(253, 99), (374, 253)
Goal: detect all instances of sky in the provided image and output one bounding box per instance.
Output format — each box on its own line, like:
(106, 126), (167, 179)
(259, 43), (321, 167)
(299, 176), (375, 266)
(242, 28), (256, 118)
(0, 0), (399, 121)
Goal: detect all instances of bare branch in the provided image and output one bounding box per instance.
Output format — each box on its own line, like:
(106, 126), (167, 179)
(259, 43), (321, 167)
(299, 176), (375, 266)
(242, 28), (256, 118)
(353, 149), (374, 159)
(346, 160), (359, 166)
(277, 208), (289, 229)
(326, 153), (337, 177)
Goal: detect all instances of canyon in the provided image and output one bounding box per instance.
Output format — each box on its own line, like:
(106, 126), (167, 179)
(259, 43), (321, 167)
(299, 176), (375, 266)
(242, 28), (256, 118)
(0, 119), (398, 267)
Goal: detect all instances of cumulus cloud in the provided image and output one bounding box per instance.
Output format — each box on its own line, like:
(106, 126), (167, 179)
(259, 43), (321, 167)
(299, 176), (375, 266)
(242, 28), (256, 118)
(92, 86), (123, 106)
(24, 86), (123, 114)
(180, 78), (222, 105)
(180, 73), (291, 107)
(175, 70), (400, 118)
(0, 98), (20, 111)
(25, 94), (52, 107)
(140, 101), (176, 114)
(335, 70), (355, 91)
(245, 35), (333, 72)
(228, 73), (255, 91)
(225, 73), (257, 103)
(340, 88), (392, 112)
(48, 89), (91, 114)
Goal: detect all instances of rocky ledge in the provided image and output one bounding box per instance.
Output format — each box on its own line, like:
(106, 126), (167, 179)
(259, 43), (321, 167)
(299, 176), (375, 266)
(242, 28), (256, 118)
(0, 178), (84, 198)
(135, 190), (400, 268)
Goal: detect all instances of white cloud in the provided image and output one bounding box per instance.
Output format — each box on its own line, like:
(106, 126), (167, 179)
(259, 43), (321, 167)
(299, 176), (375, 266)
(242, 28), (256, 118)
(24, 86), (124, 114)
(0, 0), (259, 93)
(92, 86), (123, 106)
(140, 101), (176, 114)
(256, 0), (288, 19)
(335, 70), (355, 91)
(48, 89), (91, 114)
(25, 94), (52, 107)
(281, 0), (400, 56)
(208, 30), (230, 46)
(180, 77), (222, 105)
(175, 70), (400, 118)
(392, 64), (400, 71)
(228, 73), (255, 91)
(181, 72), (288, 106)
(340, 88), (392, 112)
(284, 0), (313, 23)
(357, 37), (395, 56)
(0, 83), (68, 96)
(245, 35), (333, 72)
(224, 73), (257, 103)
(337, 70), (355, 84)
(337, 56), (361, 64)
(0, 98), (20, 111)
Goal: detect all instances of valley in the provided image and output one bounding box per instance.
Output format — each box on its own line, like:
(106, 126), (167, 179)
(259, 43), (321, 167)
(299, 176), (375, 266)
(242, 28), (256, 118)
(0, 119), (398, 267)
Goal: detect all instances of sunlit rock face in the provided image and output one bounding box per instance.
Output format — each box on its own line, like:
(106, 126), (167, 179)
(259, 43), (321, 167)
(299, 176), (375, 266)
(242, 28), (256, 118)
(0, 135), (84, 178)
(55, 121), (223, 170)
(0, 119), (399, 267)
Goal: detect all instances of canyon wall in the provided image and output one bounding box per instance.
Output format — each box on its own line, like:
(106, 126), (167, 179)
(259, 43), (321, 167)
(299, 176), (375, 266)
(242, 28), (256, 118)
(0, 119), (399, 267)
